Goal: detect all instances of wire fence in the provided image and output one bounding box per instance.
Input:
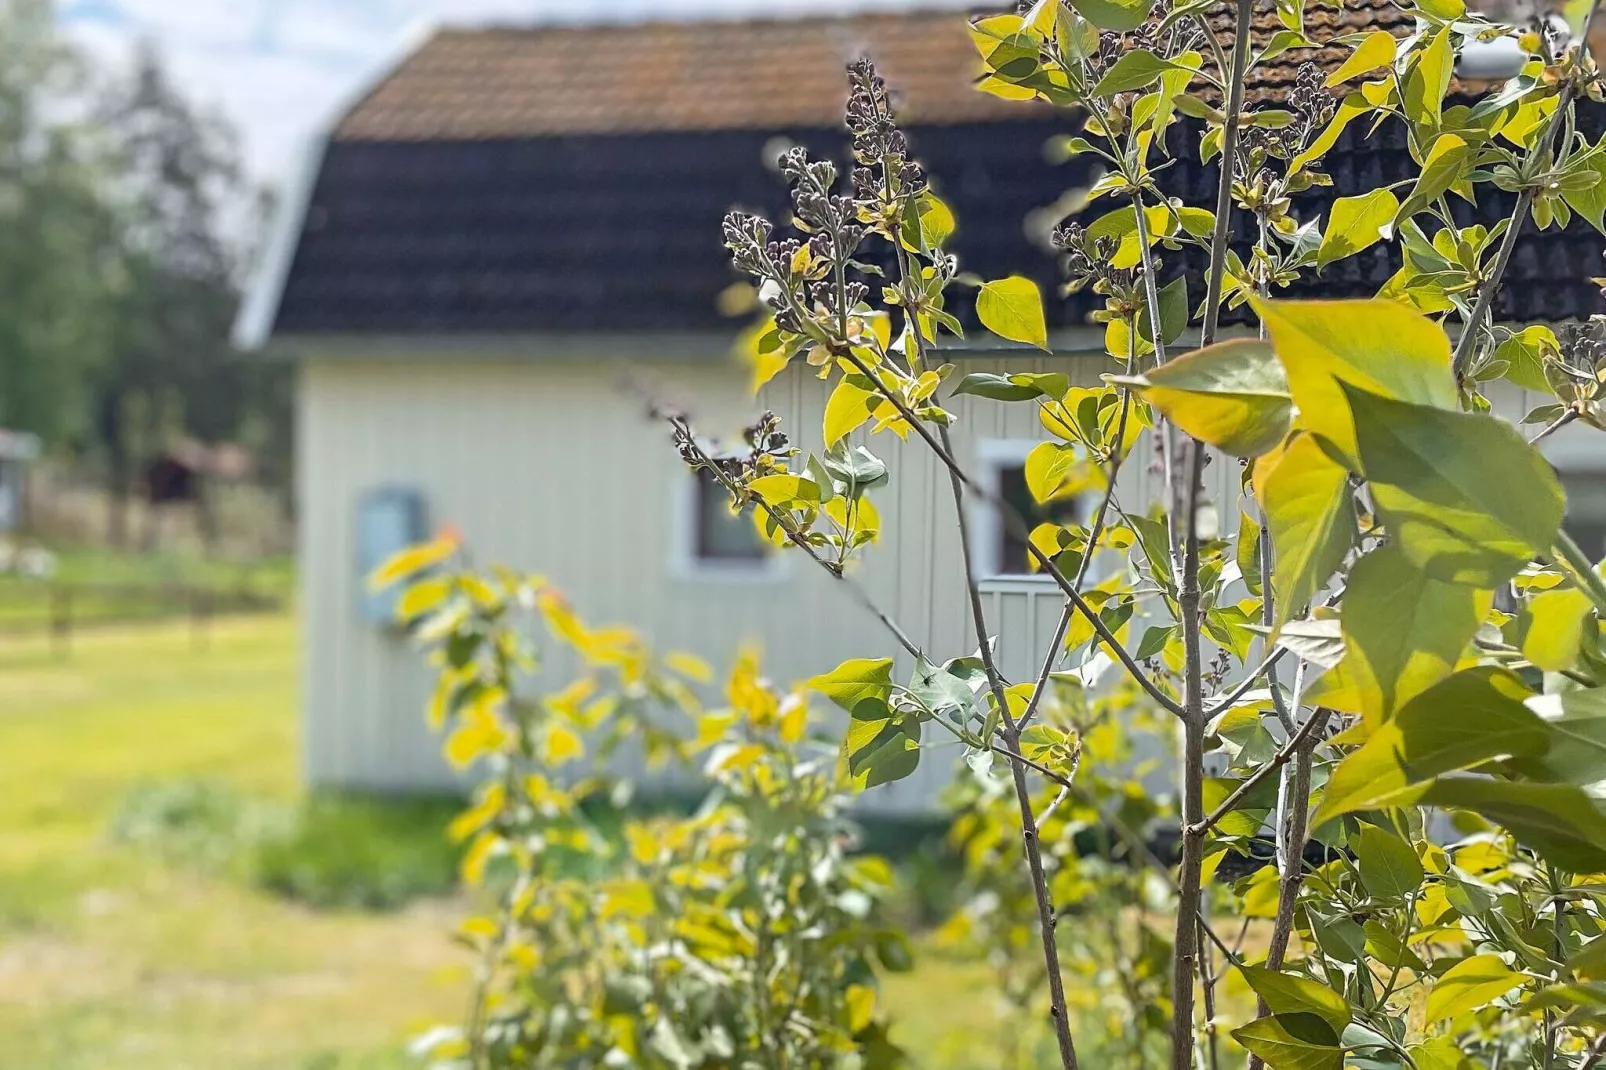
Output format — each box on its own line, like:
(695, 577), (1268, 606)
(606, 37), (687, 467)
(0, 579), (287, 654)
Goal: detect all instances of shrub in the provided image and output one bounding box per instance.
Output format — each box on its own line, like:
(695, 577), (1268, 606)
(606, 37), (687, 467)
(379, 552), (914, 1070)
(252, 794), (462, 911)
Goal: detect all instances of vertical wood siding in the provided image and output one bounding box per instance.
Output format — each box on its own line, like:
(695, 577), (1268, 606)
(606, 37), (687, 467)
(298, 353), (1553, 812)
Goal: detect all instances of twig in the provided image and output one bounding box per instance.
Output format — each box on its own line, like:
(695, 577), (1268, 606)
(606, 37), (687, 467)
(1189, 697), (1328, 837)
(1017, 321), (1139, 732)
(667, 418), (923, 659)
(937, 425), (1082, 1070)
(1530, 407), (1580, 446)
(1451, 6), (1600, 381)
(1554, 529), (1606, 615)
(842, 348), (1188, 718)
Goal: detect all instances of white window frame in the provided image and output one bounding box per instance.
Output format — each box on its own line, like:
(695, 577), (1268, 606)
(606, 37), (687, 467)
(668, 467), (790, 584)
(970, 438), (1102, 593)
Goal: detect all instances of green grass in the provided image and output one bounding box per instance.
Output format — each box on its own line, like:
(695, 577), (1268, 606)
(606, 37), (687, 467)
(0, 611), (1049, 1070)
(0, 617), (467, 1070)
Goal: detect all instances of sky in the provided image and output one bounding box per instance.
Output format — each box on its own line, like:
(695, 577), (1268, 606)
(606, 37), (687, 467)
(57, 0), (972, 197)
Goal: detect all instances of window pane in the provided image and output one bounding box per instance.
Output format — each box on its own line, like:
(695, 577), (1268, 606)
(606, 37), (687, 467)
(1562, 470), (1606, 562)
(996, 464), (1081, 575)
(695, 472), (767, 562)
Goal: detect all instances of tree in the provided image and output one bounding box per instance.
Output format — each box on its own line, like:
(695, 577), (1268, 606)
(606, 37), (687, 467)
(0, 0), (120, 445)
(91, 42), (260, 548)
(685, 4), (1606, 1068)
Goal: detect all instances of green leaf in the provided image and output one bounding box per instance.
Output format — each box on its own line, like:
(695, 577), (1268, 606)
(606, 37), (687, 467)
(1342, 545), (1490, 726)
(1399, 133), (1471, 222)
(976, 277), (1049, 351)
(1237, 967), (1351, 1029)
(1424, 954), (1525, 1022)
(1354, 824), (1424, 900)
(1112, 339), (1291, 458)
(1325, 29), (1397, 87)
(1403, 29), (1453, 129)
(1514, 687), (1606, 790)
(1025, 441), (1097, 503)
(1068, 0), (1149, 32)
(810, 658), (895, 712)
(1494, 325), (1561, 393)
(843, 697), (921, 789)
(1261, 434), (1355, 629)
(1231, 1013), (1344, 1070)
(899, 192), (956, 252)
(1093, 49), (1170, 95)
(1316, 667), (1549, 823)
(951, 371), (1068, 401)
(1418, 0), (1465, 16)
(1423, 779), (1606, 872)
(1561, 148), (1606, 234)
(1135, 274), (1189, 347)
(1343, 385), (1566, 587)
(1317, 189), (1398, 268)
(1520, 586), (1595, 672)
(1252, 297), (1456, 465)
(1292, 92), (1374, 173)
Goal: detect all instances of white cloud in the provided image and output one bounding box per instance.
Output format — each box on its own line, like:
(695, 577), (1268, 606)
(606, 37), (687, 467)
(59, 0), (976, 193)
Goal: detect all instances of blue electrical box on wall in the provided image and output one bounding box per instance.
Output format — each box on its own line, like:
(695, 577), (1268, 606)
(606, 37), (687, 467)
(356, 486), (427, 625)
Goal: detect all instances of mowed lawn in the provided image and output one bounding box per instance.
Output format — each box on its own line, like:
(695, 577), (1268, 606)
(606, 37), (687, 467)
(0, 616), (469, 1070)
(0, 612), (1016, 1070)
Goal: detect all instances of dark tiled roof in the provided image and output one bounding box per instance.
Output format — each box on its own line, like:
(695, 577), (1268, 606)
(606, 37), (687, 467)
(271, 6), (1606, 338)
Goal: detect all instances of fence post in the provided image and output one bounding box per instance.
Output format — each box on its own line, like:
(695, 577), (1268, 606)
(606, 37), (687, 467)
(190, 587), (212, 652)
(50, 583), (71, 658)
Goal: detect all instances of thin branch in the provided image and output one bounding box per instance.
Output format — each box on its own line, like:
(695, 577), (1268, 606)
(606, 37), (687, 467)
(840, 348), (1188, 718)
(1017, 322), (1140, 732)
(1204, 646), (1288, 718)
(1530, 407), (1580, 446)
(1189, 696), (1328, 837)
(937, 425), (1082, 1070)
(1555, 529), (1606, 615)
(1451, 9), (1601, 381)
(666, 418), (923, 660)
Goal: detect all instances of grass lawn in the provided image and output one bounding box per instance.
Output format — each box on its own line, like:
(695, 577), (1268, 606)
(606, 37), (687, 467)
(0, 616), (468, 1070)
(0, 612), (1022, 1070)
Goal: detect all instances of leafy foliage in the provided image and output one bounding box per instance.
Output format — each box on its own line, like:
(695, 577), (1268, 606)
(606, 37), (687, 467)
(693, 3), (1606, 1068)
(380, 547), (912, 1070)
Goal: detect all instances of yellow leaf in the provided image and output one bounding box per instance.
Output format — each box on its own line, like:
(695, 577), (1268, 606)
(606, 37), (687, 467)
(1024, 441), (1100, 503)
(397, 576), (453, 620)
(1261, 433), (1355, 629)
(824, 376), (878, 447)
(976, 276), (1049, 351)
(1112, 339), (1292, 457)
(1326, 29), (1397, 87)
(541, 722), (585, 766)
(779, 693), (808, 744)
(600, 878), (656, 920)
(1252, 297), (1456, 465)
(846, 984), (876, 1032)
(665, 651), (714, 684)
(448, 783), (507, 843)
(1523, 587), (1594, 671)
(367, 533), (458, 591)
(749, 474), (820, 506)
(1425, 954), (1524, 1022)
(445, 690), (512, 768)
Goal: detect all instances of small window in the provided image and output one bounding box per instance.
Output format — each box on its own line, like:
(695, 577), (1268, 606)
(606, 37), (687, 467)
(670, 468), (784, 582)
(1562, 469), (1606, 563)
(973, 440), (1086, 580)
(356, 487), (426, 624)
(694, 471), (767, 563)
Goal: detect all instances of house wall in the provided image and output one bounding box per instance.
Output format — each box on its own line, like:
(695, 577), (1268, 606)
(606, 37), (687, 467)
(297, 349), (1600, 812)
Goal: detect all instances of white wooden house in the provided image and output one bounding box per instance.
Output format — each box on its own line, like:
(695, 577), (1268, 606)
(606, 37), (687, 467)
(238, 8), (1606, 808)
